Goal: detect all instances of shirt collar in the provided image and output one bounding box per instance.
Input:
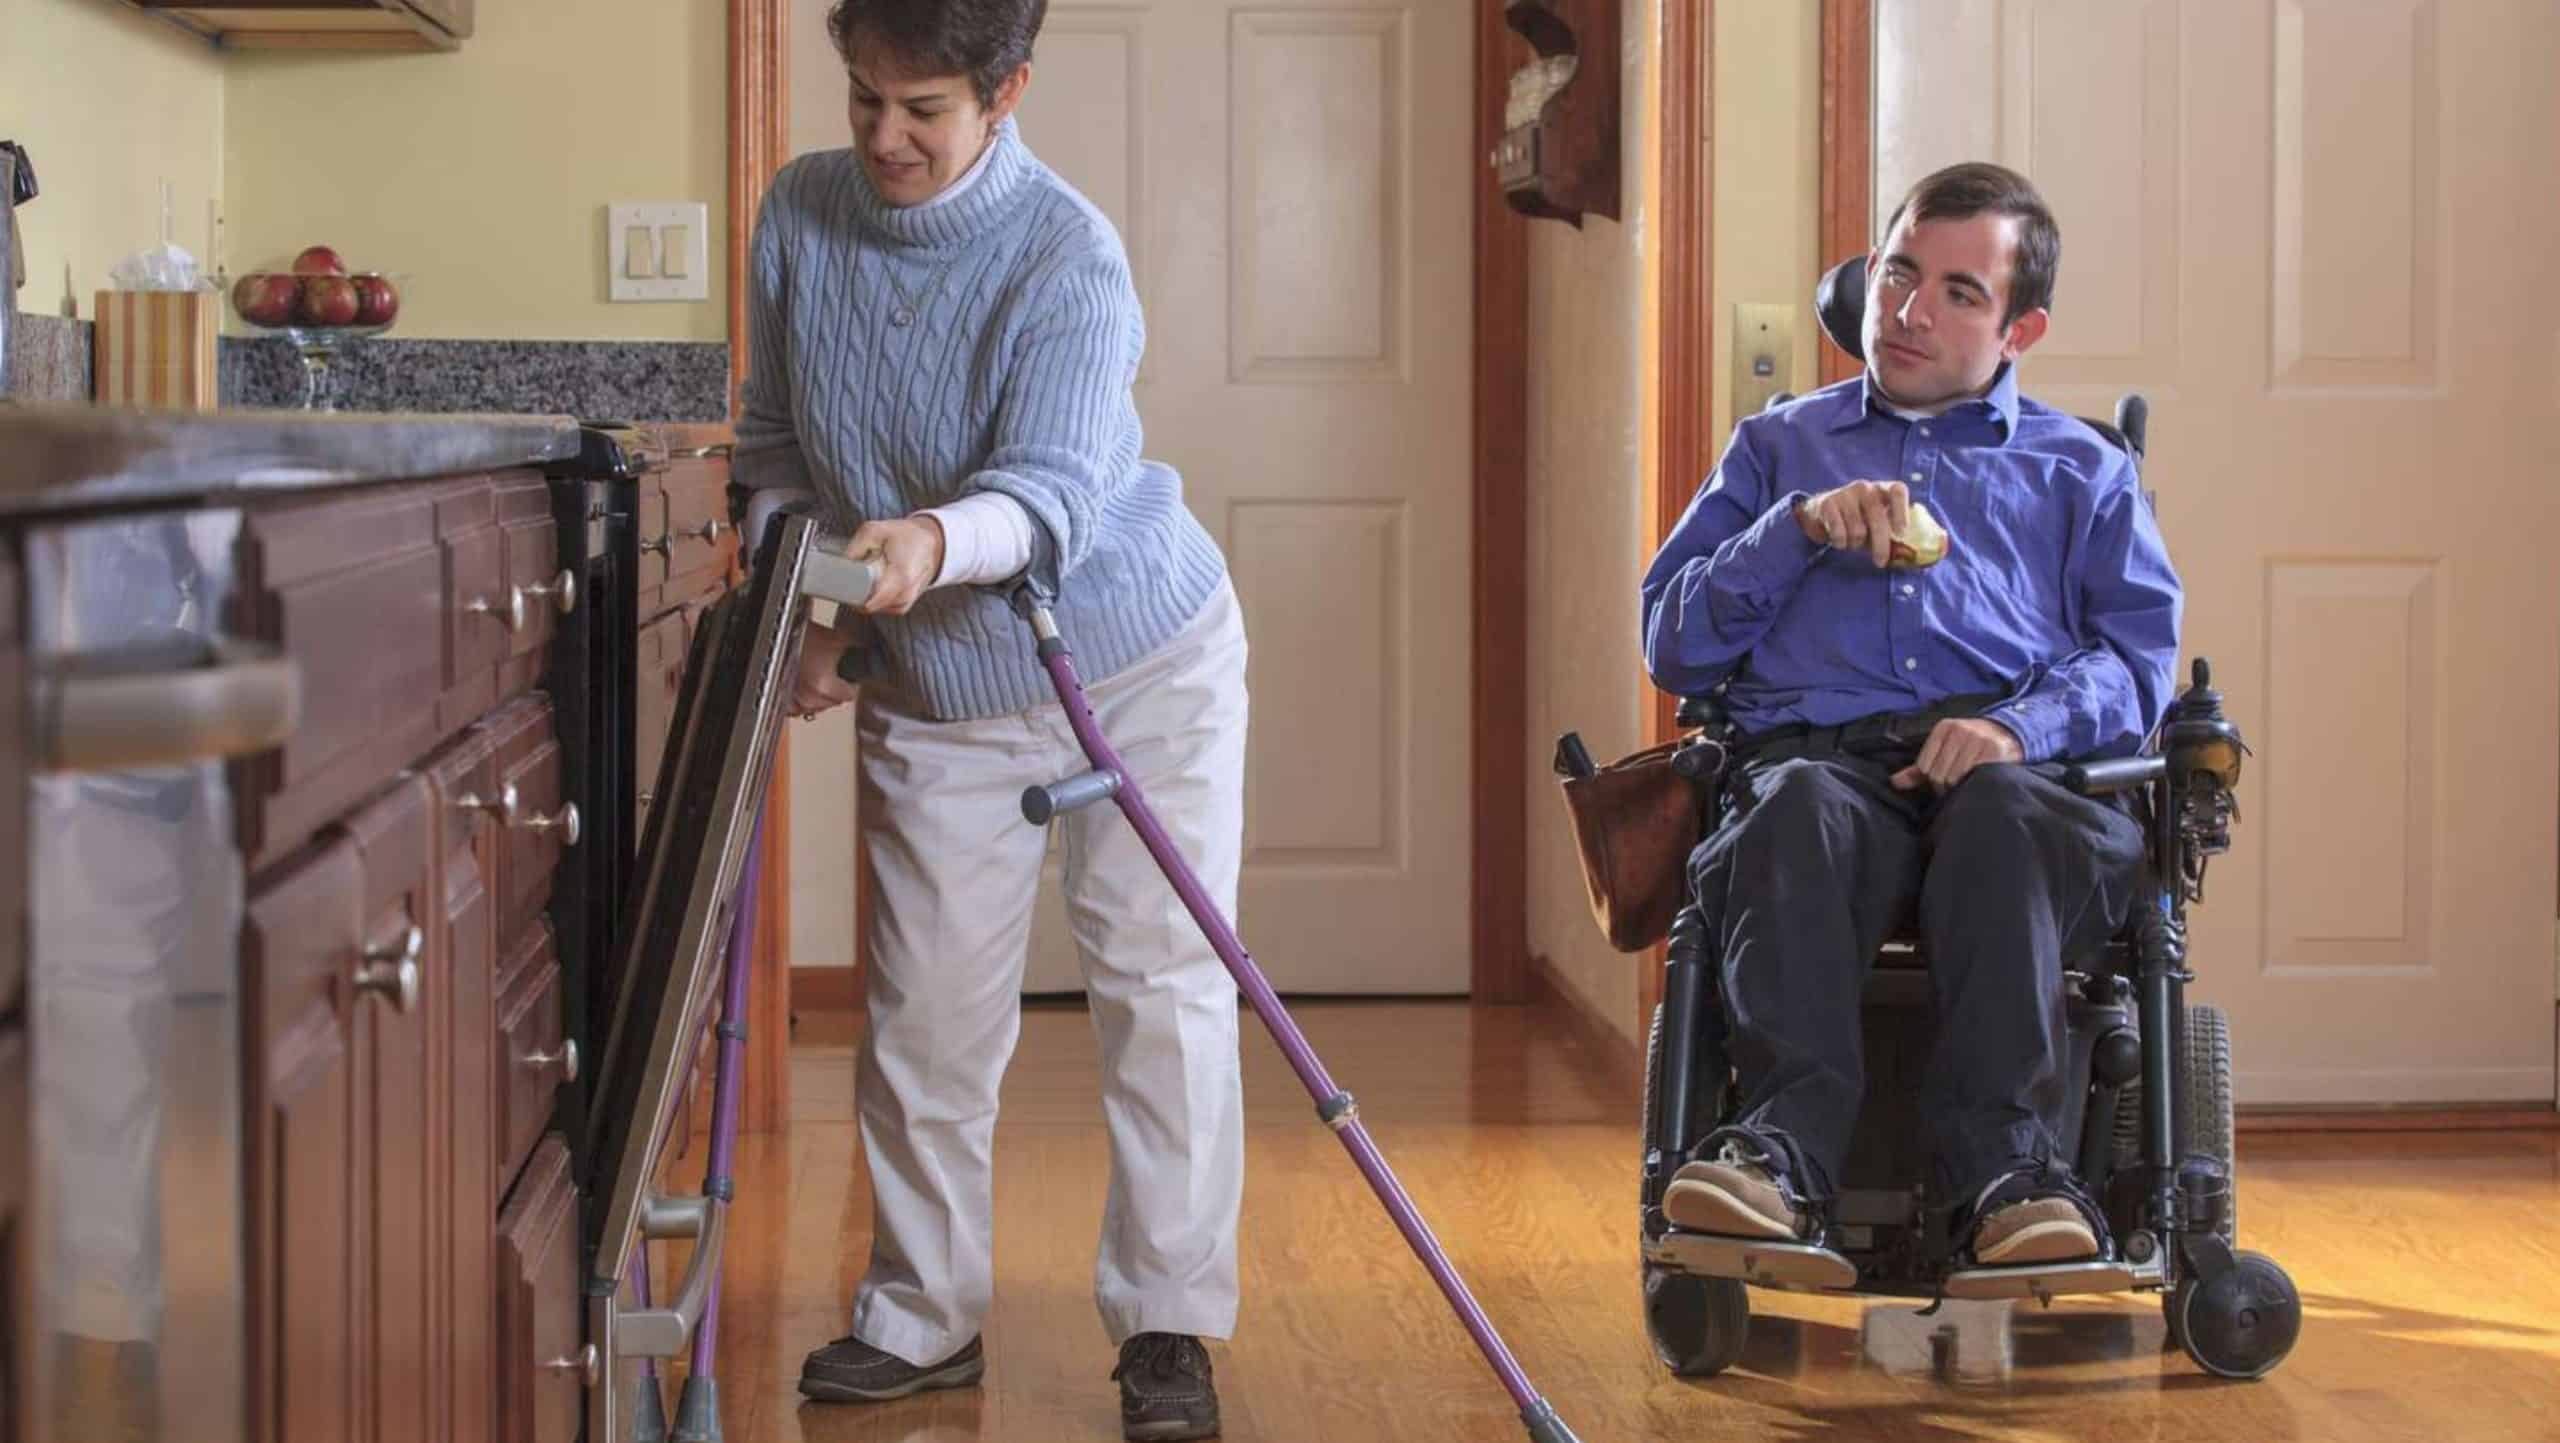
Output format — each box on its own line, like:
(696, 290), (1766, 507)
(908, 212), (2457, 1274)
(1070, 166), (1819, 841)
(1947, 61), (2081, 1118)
(1831, 363), (2021, 441)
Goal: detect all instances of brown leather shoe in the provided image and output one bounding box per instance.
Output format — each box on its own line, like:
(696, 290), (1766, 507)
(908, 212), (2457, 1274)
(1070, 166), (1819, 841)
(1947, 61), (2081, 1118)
(798, 1333), (985, 1402)
(1663, 1150), (1806, 1238)
(1113, 1333), (1220, 1441)
(1969, 1196), (2099, 1265)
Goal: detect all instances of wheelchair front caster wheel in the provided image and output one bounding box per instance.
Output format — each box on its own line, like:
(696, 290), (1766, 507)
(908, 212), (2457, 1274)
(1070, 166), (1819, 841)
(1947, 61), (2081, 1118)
(1644, 1266), (1750, 1377)
(2172, 1250), (2301, 1379)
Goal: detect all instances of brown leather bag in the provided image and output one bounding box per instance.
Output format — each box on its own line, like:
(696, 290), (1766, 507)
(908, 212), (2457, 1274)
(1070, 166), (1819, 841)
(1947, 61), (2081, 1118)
(1554, 736), (1715, 953)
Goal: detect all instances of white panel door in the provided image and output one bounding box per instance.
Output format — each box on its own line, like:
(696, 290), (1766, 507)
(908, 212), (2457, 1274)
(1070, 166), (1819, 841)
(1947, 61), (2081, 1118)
(1020, 0), (1481, 994)
(1875, 0), (2560, 1104)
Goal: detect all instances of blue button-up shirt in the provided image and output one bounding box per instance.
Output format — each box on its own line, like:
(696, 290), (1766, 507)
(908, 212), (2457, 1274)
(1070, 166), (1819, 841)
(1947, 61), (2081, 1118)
(1640, 368), (2182, 764)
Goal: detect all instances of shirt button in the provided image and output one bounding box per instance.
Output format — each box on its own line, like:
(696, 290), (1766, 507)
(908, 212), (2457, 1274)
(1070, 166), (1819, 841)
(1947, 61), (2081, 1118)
(1908, 471), (1923, 482)
(1901, 583), (1917, 598)
(892, 308), (915, 328)
(1918, 424), (1931, 436)
(1904, 657), (1919, 672)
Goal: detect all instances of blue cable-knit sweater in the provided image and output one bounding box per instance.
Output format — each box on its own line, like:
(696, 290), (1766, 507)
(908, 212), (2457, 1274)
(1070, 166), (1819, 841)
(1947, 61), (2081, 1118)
(736, 119), (1229, 721)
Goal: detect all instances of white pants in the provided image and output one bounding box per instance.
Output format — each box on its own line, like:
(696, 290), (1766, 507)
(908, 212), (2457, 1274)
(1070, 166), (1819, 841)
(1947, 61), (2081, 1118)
(847, 581), (1248, 1364)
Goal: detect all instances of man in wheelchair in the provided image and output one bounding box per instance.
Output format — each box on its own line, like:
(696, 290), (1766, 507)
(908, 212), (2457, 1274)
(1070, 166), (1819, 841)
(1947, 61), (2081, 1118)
(1642, 162), (2175, 1278)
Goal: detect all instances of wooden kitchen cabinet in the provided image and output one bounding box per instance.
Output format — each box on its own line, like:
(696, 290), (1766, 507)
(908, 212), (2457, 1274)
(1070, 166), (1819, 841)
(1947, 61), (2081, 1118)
(134, 0), (473, 52)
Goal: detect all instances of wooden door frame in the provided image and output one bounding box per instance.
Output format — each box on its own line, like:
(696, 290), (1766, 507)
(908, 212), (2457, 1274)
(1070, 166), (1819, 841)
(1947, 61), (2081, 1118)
(731, 2), (1536, 1006)
(1638, 0), (1869, 1040)
(727, 0), (792, 1131)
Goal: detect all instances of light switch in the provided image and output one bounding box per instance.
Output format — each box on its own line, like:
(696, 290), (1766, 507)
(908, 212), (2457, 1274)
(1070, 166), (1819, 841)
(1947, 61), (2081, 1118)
(1731, 302), (1797, 426)
(608, 201), (710, 302)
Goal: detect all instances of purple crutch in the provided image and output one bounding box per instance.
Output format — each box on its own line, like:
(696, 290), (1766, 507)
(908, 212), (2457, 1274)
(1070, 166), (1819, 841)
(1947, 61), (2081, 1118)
(1010, 590), (1586, 1443)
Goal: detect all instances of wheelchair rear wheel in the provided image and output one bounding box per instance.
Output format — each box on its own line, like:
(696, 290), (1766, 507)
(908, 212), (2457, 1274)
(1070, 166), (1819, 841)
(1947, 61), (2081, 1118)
(1643, 1266), (1751, 1377)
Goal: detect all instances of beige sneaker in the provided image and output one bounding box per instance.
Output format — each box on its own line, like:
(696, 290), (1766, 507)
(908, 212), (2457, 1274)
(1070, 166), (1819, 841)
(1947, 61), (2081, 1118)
(1663, 1148), (1807, 1239)
(1968, 1196), (2099, 1266)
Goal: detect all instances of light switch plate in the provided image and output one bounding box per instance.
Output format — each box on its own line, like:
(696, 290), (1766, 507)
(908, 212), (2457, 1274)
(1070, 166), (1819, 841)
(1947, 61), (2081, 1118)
(1731, 302), (1797, 425)
(609, 202), (708, 301)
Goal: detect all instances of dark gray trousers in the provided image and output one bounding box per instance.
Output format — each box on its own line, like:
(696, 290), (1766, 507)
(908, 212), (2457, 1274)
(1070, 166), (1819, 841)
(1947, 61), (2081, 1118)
(1686, 753), (2147, 1203)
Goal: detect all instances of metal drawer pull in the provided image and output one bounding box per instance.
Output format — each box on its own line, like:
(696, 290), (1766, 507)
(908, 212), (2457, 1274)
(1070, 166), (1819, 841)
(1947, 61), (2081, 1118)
(467, 586), (528, 633)
(34, 638), (300, 773)
(640, 532), (672, 557)
(355, 924), (423, 1014)
(455, 781), (521, 825)
(682, 517), (727, 543)
(525, 1038), (580, 1083)
(672, 443), (734, 460)
(523, 801), (582, 847)
(524, 568), (578, 616)
(544, 1344), (600, 1388)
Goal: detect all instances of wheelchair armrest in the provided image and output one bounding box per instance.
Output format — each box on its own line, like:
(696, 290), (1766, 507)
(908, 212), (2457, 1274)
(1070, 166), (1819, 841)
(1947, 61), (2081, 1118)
(2062, 756), (2165, 796)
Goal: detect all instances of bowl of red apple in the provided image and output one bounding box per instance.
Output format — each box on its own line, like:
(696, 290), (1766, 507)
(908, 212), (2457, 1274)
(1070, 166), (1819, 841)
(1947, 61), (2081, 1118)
(228, 245), (403, 339)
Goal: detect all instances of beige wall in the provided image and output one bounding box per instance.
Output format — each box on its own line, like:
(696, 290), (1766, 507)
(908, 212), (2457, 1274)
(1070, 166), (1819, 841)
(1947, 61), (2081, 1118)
(221, 0), (728, 341)
(1521, 0), (1660, 1049)
(5, 2), (226, 320)
(1521, 0), (1825, 1051)
(1711, 0), (1826, 446)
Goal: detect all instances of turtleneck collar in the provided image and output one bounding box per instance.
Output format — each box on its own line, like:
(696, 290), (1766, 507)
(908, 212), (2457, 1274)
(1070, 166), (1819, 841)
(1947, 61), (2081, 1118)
(849, 116), (1034, 250)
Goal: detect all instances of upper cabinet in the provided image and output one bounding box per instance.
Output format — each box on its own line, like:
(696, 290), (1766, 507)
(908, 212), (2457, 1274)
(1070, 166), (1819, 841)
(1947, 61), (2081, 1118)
(130, 0), (473, 52)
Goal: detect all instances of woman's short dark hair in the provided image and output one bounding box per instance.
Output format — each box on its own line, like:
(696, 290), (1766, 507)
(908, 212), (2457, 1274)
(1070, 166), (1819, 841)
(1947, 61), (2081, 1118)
(1881, 162), (2060, 326)
(827, 0), (1047, 107)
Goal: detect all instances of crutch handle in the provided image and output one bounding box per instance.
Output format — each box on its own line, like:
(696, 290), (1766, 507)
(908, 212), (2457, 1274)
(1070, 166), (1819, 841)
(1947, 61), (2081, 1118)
(1021, 768), (1121, 825)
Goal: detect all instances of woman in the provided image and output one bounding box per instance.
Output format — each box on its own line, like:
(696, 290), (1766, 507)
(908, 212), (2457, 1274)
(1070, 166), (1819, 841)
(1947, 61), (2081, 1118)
(734, 2), (1243, 1438)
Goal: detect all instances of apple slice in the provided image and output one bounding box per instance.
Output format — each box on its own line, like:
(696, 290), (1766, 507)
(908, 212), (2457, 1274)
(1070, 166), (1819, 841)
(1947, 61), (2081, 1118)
(1886, 501), (1949, 569)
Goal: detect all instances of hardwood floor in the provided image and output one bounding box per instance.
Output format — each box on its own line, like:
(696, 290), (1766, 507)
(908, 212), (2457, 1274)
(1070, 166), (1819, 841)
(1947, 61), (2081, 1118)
(668, 1000), (2560, 1443)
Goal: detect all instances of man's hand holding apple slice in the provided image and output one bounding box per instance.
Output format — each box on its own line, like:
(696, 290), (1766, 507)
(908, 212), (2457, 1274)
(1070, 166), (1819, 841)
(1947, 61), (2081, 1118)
(1794, 479), (1949, 569)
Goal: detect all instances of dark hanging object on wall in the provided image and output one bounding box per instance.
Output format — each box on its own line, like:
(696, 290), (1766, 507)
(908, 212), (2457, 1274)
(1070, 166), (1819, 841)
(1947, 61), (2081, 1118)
(1490, 0), (1621, 227)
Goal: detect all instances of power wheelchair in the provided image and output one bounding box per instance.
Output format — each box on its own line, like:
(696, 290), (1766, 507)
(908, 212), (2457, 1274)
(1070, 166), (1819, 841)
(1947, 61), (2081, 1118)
(1624, 255), (2302, 1383)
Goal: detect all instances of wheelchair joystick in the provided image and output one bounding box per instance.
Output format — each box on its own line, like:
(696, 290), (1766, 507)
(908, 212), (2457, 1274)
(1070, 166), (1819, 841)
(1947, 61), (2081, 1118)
(2164, 658), (2245, 793)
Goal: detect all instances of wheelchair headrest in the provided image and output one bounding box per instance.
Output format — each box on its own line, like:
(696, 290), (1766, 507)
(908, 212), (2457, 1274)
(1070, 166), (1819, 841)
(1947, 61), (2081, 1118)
(1815, 253), (1868, 362)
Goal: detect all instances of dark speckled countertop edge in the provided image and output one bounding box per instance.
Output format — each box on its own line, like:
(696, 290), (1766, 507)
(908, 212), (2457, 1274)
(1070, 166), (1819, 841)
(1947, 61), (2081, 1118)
(0, 401), (587, 517)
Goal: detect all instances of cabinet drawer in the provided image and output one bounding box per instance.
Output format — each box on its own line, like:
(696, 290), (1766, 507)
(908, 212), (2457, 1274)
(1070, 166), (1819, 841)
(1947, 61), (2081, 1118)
(632, 610), (692, 831)
(499, 478), (566, 666)
(494, 926), (566, 1200)
(479, 696), (574, 949)
(496, 1134), (582, 1443)
(233, 485), (450, 863)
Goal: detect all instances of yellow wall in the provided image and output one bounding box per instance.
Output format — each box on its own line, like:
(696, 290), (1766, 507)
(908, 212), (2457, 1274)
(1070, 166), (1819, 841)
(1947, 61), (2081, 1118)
(1521, 0), (1825, 1052)
(4, 1), (226, 320)
(1711, 0), (1826, 446)
(221, 0), (728, 341)
(1521, 0), (1659, 1050)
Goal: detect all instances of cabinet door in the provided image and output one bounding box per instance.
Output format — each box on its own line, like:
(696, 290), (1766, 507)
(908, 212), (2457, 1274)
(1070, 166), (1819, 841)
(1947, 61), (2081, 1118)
(426, 739), (499, 1443)
(245, 835), (368, 1443)
(344, 777), (443, 1443)
(495, 1136), (582, 1443)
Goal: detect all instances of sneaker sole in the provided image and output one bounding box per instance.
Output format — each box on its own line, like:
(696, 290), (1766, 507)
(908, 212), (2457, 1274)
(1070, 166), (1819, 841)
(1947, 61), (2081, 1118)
(798, 1353), (986, 1403)
(1662, 1178), (1800, 1240)
(1973, 1219), (2098, 1267)
(1124, 1416), (1221, 1442)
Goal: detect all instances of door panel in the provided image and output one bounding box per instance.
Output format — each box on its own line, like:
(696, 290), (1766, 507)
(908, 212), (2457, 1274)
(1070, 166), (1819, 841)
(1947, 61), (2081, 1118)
(1874, 0), (2560, 1103)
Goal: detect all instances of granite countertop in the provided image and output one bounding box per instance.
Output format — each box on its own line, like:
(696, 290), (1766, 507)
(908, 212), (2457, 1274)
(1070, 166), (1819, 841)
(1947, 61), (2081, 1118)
(0, 402), (586, 518)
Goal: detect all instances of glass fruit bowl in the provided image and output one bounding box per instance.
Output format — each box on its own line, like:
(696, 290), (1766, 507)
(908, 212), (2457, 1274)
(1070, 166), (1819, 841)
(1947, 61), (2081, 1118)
(227, 269), (407, 411)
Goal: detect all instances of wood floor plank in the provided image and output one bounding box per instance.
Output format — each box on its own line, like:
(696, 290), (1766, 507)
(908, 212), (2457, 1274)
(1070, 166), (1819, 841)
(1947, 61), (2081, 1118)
(658, 1002), (2560, 1443)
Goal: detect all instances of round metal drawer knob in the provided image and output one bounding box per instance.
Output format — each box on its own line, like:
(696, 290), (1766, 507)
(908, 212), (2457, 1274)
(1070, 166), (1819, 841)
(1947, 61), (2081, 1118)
(543, 1343), (600, 1388)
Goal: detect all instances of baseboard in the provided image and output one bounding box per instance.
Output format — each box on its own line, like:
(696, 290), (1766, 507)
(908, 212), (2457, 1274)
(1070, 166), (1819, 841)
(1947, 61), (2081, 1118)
(1526, 953), (1643, 1097)
(2235, 1104), (2560, 1134)
(792, 965), (859, 1011)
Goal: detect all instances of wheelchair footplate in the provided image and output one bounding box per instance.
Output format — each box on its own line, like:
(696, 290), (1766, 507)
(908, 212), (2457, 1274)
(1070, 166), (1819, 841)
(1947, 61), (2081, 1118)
(1939, 1256), (2159, 1304)
(1646, 1230), (1861, 1292)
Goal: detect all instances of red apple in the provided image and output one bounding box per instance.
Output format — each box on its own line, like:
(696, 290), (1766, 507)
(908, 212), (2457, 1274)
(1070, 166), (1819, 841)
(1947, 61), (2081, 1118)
(352, 274), (400, 327)
(292, 245), (347, 277)
(231, 271), (300, 327)
(298, 275), (361, 327)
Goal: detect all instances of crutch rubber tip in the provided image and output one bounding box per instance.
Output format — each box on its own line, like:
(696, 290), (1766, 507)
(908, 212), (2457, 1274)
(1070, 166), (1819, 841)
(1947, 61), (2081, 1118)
(1522, 1400), (1581, 1443)
(671, 1376), (722, 1443)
